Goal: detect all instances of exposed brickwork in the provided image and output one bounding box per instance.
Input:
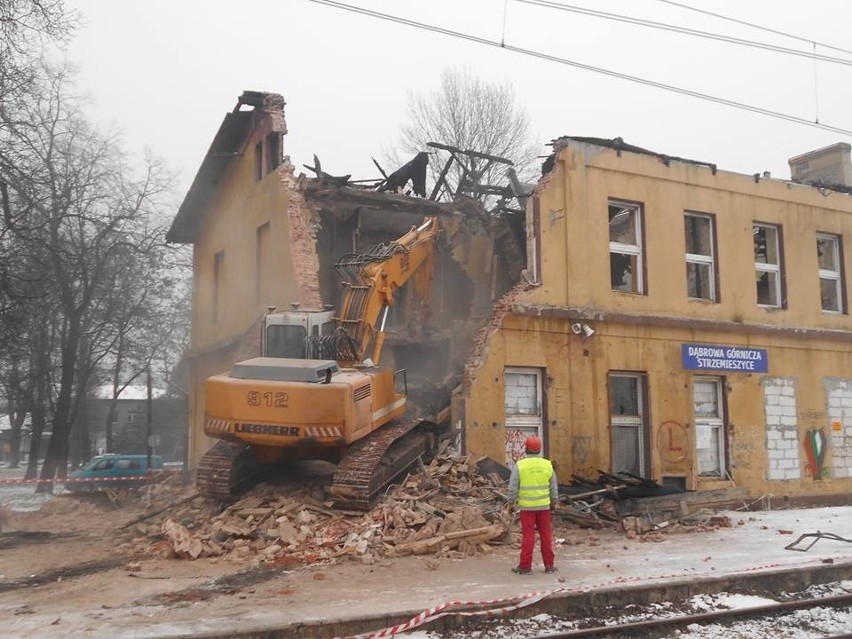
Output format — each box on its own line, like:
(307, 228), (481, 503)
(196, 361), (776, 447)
(278, 164), (323, 310)
(460, 282), (534, 397)
(263, 93), (287, 136)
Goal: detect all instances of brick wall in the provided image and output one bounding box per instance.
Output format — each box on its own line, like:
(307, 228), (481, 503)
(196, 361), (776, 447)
(279, 164), (323, 309)
(824, 378), (852, 479)
(762, 377), (801, 480)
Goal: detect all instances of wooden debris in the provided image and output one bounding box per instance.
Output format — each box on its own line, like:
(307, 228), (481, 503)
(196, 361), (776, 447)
(111, 452), (612, 566)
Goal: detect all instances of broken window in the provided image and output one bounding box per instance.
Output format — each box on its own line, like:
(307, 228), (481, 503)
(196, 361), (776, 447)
(608, 373), (648, 476)
(817, 233), (844, 313)
(753, 223), (784, 308)
(213, 250), (225, 323)
(254, 141), (263, 181)
(255, 222), (270, 305)
(266, 133), (282, 173)
(693, 377), (726, 478)
(684, 212), (717, 301)
(608, 201), (644, 294)
(127, 410), (137, 424)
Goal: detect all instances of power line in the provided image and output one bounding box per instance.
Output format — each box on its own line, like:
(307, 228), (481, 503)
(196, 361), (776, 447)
(517, 0), (852, 68)
(304, 0), (852, 137)
(656, 0), (852, 57)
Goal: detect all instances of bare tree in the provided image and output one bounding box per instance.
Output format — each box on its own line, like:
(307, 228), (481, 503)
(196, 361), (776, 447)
(0, 61), (172, 491)
(393, 67), (539, 203)
(0, 0), (75, 127)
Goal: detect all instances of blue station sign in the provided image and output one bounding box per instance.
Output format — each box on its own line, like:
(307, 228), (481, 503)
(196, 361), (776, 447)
(681, 343), (768, 373)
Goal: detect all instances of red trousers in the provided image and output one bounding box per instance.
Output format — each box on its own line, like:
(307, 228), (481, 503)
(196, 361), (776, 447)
(518, 509), (555, 570)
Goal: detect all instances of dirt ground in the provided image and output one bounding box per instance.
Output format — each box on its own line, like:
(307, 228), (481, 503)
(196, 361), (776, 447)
(0, 481), (617, 638)
(3, 474), (851, 639)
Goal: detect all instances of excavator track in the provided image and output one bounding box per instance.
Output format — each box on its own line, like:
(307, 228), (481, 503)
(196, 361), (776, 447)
(196, 440), (255, 502)
(329, 419), (437, 510)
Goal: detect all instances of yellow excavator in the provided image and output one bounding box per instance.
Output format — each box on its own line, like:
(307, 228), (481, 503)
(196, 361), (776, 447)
(196, 217), (450, 508)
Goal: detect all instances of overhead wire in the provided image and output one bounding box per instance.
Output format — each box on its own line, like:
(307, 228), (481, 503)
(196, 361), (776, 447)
(655, 0), (852, 57)
(305, 0), (852, 137)
(517, 0), (852, 67)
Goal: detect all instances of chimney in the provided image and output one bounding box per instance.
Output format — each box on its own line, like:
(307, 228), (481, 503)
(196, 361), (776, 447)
(788, 142), (852, 188)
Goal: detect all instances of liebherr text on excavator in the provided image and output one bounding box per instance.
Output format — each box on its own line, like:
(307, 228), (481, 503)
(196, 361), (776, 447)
(196, 217), (451, 509)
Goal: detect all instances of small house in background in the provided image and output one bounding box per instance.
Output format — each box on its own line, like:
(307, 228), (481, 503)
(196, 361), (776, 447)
(0, 413), (34, 465)
(82, 385), (187, 463)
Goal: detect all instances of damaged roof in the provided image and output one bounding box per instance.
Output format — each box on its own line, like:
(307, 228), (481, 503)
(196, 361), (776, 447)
(167, 91), (286, 244)
(548, 135), (852, 196)
(547, 136), (717, 174)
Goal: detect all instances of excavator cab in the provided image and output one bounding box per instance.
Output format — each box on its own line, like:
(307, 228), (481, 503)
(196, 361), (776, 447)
(263, 309), (335, 359)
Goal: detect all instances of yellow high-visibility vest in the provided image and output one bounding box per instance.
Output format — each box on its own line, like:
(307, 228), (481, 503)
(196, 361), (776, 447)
(517, 456), (553, 510)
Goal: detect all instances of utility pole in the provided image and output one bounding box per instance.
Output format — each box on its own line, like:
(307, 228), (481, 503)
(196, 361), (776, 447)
(146, 366), (153, 470)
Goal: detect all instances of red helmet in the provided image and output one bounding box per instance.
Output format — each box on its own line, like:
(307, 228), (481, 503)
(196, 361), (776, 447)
(524, 435), (542, 454)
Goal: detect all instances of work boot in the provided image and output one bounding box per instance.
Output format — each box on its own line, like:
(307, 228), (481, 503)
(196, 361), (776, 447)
(511, 566), (532, 575)
(545, 566), (558, 574)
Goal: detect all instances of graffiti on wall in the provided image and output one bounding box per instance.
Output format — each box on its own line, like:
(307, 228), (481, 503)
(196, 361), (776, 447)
(505, 428), (536, 466)
(803, 428), (829, 480)
(656, 420), (688, 464)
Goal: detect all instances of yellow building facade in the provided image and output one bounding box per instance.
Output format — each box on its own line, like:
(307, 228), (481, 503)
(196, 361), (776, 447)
(461, 138), (852, 500)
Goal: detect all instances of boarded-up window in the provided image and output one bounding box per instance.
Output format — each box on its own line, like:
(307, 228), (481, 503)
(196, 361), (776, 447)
(504, 368), (543, 467)
(694, 377), (726, 477)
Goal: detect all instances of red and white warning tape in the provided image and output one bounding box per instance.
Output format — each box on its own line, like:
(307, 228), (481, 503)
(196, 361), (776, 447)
(331, 587), (561, 639)
(0, 475), (150, 485)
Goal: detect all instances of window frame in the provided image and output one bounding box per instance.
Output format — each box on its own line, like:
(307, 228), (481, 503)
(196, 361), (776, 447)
(753, 222), (785, 309)
(817, 232), (845, 314)
(608, 200), (646, 295)
(684, 211), (719, 302)
(692, 376), (728, 478)
(608, 372), (650, 477)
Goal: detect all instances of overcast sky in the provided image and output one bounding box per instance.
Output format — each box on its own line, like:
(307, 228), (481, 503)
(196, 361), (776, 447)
(64, 0), (852, 199)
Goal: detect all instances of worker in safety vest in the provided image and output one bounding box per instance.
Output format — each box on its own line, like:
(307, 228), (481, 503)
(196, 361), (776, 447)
(506, 435), (558, 574)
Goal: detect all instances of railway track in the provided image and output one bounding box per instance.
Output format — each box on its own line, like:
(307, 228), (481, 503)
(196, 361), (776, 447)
(527, 591), (852, 639)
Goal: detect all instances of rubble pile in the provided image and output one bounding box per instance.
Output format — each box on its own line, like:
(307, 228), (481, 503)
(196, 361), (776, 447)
(115, 453), (511, 566)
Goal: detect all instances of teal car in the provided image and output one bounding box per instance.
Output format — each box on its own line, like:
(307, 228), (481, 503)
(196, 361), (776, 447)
(65, 454), (164, 491)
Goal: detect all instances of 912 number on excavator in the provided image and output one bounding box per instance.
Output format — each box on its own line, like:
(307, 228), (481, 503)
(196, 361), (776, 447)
(247, 391), (289, 408)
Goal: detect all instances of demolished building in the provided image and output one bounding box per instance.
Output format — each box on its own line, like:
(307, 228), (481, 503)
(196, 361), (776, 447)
(166, 90), (524, 469)
(169, 91), (852, 505)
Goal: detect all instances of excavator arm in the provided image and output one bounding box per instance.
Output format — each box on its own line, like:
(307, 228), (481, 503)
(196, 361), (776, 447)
(334, 217), (439, 367)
